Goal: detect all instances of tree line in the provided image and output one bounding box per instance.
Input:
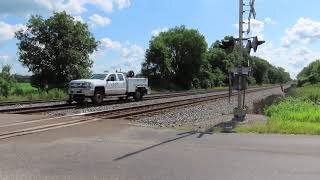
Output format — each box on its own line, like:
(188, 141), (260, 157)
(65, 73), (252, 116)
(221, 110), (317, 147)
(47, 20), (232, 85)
(142, 26), (291, 90)
(10, 12), (290, 91)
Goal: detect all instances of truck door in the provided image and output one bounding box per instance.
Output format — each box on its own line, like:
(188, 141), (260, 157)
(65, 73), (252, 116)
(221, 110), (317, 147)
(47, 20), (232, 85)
(106, 74), (117, 94)
(117, 74), (126, 94)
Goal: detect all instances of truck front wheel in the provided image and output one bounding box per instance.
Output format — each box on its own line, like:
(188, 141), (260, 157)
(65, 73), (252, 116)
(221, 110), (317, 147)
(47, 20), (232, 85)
(92, 91), (104, 105)
(67, 95), (73, 105)
(74, 96), (85, 104)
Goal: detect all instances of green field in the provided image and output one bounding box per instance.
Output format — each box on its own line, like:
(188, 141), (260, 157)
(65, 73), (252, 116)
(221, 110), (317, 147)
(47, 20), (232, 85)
(237, 84), (320, 135)
(0, 83), (68, 102)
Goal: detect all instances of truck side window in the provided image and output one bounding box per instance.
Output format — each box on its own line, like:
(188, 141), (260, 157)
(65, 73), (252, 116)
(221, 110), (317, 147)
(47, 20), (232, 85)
(117, 74), (124, 81)
(107, 74), (116, 81)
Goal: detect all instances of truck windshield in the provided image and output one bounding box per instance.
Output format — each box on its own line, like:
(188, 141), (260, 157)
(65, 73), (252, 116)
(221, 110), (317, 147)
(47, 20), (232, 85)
(91, 74), (108, 80)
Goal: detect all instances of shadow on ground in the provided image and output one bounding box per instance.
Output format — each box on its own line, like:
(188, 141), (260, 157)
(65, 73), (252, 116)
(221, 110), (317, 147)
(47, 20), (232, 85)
(197, 118), (239, 138)
(113, 127), (229, 162)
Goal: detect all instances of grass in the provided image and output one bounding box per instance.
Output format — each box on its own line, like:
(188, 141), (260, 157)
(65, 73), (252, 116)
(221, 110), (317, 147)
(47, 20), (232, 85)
(236, 84), (320, 135)
(16, 83), (37, 92)
(0, 83), (68, 102)
(288, 84), (320, 104)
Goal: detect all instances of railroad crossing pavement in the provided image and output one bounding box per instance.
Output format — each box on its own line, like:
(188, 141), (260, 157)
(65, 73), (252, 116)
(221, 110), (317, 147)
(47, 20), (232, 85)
(0, 119), (320, 180)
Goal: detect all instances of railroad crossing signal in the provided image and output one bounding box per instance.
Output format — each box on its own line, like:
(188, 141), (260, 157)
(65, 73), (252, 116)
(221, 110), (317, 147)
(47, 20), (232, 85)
(230, 0), (265, 121)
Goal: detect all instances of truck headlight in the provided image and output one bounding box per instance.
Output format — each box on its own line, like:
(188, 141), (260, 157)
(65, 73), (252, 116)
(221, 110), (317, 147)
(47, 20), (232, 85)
(84, 82), (92, 89)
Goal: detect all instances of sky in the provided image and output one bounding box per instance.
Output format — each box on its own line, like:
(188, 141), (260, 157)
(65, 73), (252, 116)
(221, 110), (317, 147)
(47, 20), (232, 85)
(1, 0), (320, 78)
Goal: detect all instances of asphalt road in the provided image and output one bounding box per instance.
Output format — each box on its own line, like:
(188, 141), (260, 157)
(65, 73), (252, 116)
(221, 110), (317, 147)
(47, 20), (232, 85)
(0, 118), (320, 180)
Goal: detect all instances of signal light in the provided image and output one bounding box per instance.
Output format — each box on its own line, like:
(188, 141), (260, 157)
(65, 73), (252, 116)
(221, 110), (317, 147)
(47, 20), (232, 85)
(219, 39), (236, 50)
(245, 36), (265, 54)
(251, 36), (265, 52)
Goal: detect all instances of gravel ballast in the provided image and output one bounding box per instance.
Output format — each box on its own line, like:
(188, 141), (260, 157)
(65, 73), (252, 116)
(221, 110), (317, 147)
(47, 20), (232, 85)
(135, 87), (284, 130)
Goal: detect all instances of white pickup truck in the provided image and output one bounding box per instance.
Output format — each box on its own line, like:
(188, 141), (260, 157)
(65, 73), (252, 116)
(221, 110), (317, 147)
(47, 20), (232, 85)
(68, 72), (149, 104)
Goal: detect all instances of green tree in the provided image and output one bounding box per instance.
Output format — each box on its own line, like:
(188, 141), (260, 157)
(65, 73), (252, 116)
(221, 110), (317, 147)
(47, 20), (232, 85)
(142, 26), (208, 89)
(15, 11), (98, 89)
(211, 68), (226, 87)
(207, 47), (228, 74)
(251, 57), (270, 84)
(0, 65), (16, 97)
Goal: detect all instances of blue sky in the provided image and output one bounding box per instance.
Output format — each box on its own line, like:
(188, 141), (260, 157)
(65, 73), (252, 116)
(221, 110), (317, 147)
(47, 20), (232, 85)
(1, 0), (320, 78)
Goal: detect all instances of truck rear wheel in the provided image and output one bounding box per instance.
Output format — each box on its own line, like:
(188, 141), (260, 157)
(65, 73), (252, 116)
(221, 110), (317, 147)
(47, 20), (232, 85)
(134, 90), (142, 101)
(92, 91), (104, 105)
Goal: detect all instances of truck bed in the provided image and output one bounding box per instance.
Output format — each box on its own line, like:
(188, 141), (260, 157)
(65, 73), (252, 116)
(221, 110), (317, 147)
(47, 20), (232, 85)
(127, 78), (148, 93)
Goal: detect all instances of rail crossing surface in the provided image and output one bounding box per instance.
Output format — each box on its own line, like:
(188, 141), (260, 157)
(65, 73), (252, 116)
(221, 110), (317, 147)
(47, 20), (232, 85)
(0, 120), (319, 180)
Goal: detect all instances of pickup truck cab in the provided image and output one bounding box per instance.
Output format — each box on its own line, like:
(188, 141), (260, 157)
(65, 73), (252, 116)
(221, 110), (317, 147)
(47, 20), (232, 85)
(68, 72), (149, 104)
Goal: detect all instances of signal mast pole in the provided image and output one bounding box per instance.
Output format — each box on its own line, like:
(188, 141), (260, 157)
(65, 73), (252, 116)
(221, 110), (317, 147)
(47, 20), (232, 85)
(234, 0), (260, 121)
(222, 0), (263, 121)
(237, 0), (244, 117)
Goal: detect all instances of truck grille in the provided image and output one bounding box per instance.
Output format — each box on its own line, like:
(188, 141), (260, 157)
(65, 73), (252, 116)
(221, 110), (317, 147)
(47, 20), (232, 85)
(70, 83), (87, 88)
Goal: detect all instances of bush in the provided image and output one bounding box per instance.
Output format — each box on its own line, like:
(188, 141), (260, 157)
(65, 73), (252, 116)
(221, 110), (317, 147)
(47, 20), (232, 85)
(192, 78), (200, 89)
(200, 79), (211, 89)
(13, 87), (25, 96)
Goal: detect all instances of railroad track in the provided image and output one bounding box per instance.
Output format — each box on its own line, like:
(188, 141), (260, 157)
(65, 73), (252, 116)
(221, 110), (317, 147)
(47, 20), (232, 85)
(0, 90), (215, 107)
(0, 99), (65, 107)
(0, 85), (280, 140)
(0, 89), (227, 114)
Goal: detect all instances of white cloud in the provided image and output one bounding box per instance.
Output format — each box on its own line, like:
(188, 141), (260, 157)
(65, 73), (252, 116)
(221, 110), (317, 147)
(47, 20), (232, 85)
(249, 19), (265, 39)
(264, 17), (277, 25)
(54, 0), (88, 14)
(281, 17), (320, 47)
(254, 43), (320, 78)
(89, 14), (111, 27)
(114, 0), (131, 9)
(89, 0), (114, 13)
(100, 38), (144, 62)
(151, 27), (169, 36)
(73, 16), (84, 22)
(101, 38), (123, 49)
(97, 37), (145, 72)
(0, 21), (25, 44)
(0, 0), (131, 16)
(234, 19), (265, 39)
(0, 55), (29, 75)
